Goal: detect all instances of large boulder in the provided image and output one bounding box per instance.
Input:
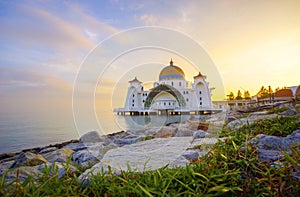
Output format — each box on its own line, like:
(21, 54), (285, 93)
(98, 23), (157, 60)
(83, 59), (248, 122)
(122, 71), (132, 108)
(250, 130), (300, 161)
(79, 137), (193, 180)
(42, 148), (73, 163)
(79, 131), (108, 143)
(154, 126), (177, 138)
(281, 109), (297, 116)
(10, 152), (47, 168)
(72, 143), (115, 166)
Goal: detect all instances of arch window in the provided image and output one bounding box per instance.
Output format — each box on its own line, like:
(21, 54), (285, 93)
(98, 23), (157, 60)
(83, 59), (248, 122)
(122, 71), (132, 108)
(132, 99), (134, 103)
(186, 98), (189, 102)
(171, 82), (173, 86)
(164, 102), (166, 106)
(200, 97), (202, 101)
(199, 91), (202, 95)
(132, 104), (134, 107)
(179, 82), (181, 86)
(200, 102), (202, 105)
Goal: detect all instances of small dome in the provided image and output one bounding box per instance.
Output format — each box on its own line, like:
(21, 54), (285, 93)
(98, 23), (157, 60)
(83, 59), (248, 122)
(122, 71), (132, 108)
(159, 59), (185, 81)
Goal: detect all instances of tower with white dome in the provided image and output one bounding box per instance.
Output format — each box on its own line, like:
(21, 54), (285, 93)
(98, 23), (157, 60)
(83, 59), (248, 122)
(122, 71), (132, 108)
(118, 59), (215, 115)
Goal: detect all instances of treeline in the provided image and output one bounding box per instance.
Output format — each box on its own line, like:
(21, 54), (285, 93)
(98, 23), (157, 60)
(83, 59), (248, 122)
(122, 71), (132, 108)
(227, 85), (284, 100)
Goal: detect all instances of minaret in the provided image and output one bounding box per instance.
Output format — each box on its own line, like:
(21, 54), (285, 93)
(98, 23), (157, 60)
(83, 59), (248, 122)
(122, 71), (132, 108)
(124, 77), (143, 110)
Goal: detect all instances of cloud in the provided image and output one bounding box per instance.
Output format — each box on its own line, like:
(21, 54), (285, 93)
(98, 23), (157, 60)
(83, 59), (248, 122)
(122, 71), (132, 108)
(0, 67), (72, 93)
(139, 14), (158, 26)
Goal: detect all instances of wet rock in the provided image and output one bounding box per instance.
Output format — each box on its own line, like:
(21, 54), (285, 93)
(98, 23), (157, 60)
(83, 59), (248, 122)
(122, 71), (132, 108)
(107, 131), (130, 141)
(39, 162), (76, 179)
(114, 135), (145, 145)
(0, 160), (14, 176)
(250, 130), (300, 161)
(39, 147), (58, 154)
(4, 166), (41, 183)
(182, 150), (200, 160)
(154, 126), (177, 138)
(10, 152), (47, 168)
(281, 109), (297, 116)
(193, 130), (208, 139)
(72, 143), (115, 166)
(80, 131), (108, 143)
(63, 142), (87, 151)
(42, 148), (73, 163)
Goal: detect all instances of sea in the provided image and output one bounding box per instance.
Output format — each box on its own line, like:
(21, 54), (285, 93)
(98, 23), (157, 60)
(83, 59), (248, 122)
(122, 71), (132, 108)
(0, 110), (201, 154)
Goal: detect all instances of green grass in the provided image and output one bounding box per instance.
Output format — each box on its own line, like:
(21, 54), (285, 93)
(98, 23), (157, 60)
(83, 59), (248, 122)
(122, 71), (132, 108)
(1, 115), (300, 196)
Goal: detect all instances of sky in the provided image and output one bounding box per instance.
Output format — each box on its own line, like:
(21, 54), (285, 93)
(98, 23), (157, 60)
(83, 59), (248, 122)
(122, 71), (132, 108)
(1, 0), (300, 118)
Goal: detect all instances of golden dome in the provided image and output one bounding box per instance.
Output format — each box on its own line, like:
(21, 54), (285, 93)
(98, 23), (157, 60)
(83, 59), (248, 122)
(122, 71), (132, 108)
(159, 59), (185, 80)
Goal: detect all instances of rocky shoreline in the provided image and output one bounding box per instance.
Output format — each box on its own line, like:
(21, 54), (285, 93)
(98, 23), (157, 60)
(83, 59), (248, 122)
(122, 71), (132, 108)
(1, 103), (299, 184)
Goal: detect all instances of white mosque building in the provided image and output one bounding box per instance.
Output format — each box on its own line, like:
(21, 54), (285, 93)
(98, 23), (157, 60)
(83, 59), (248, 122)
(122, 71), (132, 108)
(116, 59), (220, 115)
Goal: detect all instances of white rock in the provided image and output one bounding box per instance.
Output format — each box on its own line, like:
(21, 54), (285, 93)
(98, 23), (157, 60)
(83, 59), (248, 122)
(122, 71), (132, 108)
(79, 137), (193, 180)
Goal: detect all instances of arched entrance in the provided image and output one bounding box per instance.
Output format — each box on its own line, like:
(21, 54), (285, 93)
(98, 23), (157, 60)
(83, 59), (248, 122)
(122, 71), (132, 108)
(144, 84), (186, 108)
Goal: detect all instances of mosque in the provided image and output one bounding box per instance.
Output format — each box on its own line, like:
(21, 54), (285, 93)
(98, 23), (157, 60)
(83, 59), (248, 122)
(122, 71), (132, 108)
(116, 59), (221, 115)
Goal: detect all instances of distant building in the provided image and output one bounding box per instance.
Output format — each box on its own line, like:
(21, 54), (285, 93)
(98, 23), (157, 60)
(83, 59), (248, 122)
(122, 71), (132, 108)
(116, 59), (221, 115)
(214, 85), (300, 111)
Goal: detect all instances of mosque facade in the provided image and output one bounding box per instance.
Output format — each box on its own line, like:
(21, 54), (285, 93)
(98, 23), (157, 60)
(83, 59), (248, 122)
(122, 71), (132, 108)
(116, 60), (219, 115)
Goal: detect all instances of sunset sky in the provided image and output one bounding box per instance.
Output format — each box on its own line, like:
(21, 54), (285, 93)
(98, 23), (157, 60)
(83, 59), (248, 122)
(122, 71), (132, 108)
(1, 0), (300, 117)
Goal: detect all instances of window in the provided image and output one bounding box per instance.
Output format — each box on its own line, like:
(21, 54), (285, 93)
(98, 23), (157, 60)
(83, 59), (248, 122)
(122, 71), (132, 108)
(183, 91), (185, 95)
(179, 82), (181, 86)
(142, 100), (145, 103)
(132, 104), (134, 107)
(164, 102), (166, 106)
(200, 97), (202, 101)
(171, 82), (173, 86)
(133, 94), (135, 97)
(200, 102), (202, 105)
(132, 99), (134, 103)
(169, 102), (171, 105)
(186, 98), (189, 102)
(187, 91), (189, 94)
(199, 91), (202, 95)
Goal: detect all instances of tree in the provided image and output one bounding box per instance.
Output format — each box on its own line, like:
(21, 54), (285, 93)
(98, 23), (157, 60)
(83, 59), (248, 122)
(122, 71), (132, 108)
(236, 90), (243, 100)
(227, 92), (235, 100)
(244, 90), (251, 99)
(257, 86), (269, 99)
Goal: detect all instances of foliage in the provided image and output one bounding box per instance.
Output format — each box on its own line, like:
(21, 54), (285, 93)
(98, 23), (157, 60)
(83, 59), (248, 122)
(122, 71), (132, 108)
(1, 116), (300, 196)
(236, 90), (243, 100)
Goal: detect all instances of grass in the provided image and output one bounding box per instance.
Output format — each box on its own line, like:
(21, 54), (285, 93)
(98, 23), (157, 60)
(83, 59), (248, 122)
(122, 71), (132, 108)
(1, 115), (300, 196)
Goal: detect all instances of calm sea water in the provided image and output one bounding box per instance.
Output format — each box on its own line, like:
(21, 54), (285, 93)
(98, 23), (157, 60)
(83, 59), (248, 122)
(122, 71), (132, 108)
(0, 111), (200, 154)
